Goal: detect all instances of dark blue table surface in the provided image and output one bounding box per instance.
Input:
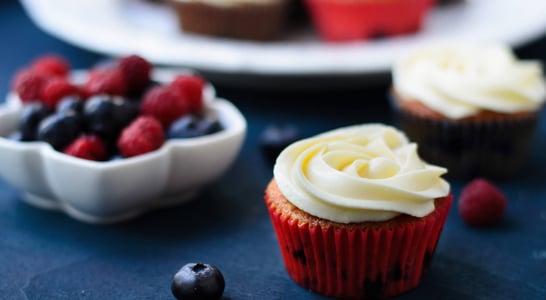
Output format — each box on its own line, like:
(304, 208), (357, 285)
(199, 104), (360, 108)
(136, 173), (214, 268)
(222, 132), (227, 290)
(1, 1), (546, 299)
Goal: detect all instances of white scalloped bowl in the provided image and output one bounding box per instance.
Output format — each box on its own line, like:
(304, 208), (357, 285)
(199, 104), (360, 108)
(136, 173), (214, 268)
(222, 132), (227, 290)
(0, 73), (246, 224)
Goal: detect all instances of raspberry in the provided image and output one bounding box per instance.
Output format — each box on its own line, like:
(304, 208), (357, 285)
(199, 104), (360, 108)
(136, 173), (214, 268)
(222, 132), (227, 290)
(117, 116), (164, 157)
(31, 54), (70, 77)
(11, 68), (50, 102)
(41, 77), (80, 108)
(83, 68), (127, 98)
(117, 54), (152, 97)
(170, 74), (205, 113)
(458, 178), (507, 227)
(63, 135), (108, 161)
(141, 85), (189, 128)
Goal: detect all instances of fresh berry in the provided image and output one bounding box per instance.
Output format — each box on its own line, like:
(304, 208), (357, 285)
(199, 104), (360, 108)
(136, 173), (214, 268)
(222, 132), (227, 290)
(171, 263), (225, 300)
(83, 95), (138, 139)
(458, 178), (507, 227)
(56, 96), (84, 115)
(19, 102), (52, 141)
(30, 54), (70, 77)
(117, 116), (164, 157)
(12, 69), (50, 102)
(117, 54), (152, 97)
(63, 135), (108, 161)
(37, 112), (83, 150)
(41, 77), (80, 108)
(83, 68), (127, 97)
(259, 123), (302, 162)
(168, 114), (222, 139)
(170, 75), (205, 113)
(141, 85), (189, 128)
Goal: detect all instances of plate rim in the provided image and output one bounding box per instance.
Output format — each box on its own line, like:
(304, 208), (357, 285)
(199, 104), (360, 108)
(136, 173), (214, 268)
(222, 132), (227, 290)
(19, 0), (546, 77)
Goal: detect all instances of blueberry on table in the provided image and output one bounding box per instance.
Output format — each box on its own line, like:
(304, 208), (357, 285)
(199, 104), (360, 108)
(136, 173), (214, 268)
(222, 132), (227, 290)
(171, 263), (225, 300)
(168, 114), (222, 139)
(19, 102), (52, 141)
(37, 112), (83, 150)
(259, 123), (302, 162)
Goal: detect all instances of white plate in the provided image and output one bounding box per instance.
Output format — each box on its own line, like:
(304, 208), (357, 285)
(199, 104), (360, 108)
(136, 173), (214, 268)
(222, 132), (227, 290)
(20, 0), (546, 78)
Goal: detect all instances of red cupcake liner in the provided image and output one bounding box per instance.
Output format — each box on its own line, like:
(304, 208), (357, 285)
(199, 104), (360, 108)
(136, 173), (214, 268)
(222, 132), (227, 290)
(266, 194), (452, 299)
(304, 0), (435, 41)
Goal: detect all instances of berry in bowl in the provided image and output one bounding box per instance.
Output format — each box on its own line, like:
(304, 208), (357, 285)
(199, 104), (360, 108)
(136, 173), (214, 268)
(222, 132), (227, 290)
(0, 54), (246, 224)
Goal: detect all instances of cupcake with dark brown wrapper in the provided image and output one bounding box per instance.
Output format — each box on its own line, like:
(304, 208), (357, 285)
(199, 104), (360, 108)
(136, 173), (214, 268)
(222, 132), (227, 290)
(169, 0), (290, 41)
(265, 124), (452, 299)
(391, 43), (546, 179)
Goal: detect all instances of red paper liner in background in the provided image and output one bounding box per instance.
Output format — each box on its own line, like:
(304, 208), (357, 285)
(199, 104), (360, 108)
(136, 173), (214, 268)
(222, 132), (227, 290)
(266, 193), (453, 299)
(304, 0), (435, 42)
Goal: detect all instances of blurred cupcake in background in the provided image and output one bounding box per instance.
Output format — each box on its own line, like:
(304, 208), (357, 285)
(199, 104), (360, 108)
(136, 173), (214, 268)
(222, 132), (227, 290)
(391, 42), (546, 179)
(304, 0), (435, 42)
(169, 0), (290, 41)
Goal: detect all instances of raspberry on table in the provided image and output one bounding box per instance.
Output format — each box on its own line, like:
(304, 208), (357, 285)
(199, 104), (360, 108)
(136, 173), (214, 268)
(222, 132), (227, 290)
(83, 68), (127, 98)
(117, 116), (165, 158)
(63, 135), (108, 161)
(117, 54), (152, 97)
(41, 77), (80, 108)
(141, 85), (190, 128)
(30, 54), (70, 77)
(458, 178), (507, 227)
(11, 69), (51, 102)
(170, 74), (205, 113)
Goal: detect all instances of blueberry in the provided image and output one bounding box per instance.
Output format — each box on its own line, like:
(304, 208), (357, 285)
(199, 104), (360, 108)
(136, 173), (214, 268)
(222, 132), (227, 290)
(259, 123), (302, 162)
(168, 114), (222, 139)
(37, 112), (83, 150)
(19, 102), (52, 141)
(83, 95), (138, 139)
(171, 263), (225, 300)
(56, 96), (84, 115)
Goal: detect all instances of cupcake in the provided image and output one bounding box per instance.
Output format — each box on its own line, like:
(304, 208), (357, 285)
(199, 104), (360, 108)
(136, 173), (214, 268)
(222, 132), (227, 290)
(168, 0), (290, 40)
(265, 124), (452, 299)
(304, 0), (435, 42)
(391, 42), (546, 179)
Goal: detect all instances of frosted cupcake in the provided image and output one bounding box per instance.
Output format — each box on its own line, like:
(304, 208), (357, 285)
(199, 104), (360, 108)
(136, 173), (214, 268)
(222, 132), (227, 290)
(391, 43), (546, 179)
(265, 124), (452, 299)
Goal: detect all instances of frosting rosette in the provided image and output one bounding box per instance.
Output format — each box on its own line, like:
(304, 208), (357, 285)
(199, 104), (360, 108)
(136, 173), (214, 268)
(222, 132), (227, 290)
(393, 43), (546, 119)
(273, 124), (449, 223)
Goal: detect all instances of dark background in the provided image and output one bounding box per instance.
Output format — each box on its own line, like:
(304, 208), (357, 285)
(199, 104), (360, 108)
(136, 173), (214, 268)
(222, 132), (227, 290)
(1, 1), (545, 299)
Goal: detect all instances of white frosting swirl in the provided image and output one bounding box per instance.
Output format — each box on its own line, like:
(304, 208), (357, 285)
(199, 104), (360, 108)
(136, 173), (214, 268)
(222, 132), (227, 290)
(393, 43), (546, 119)
(273, 124), (449, 223)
